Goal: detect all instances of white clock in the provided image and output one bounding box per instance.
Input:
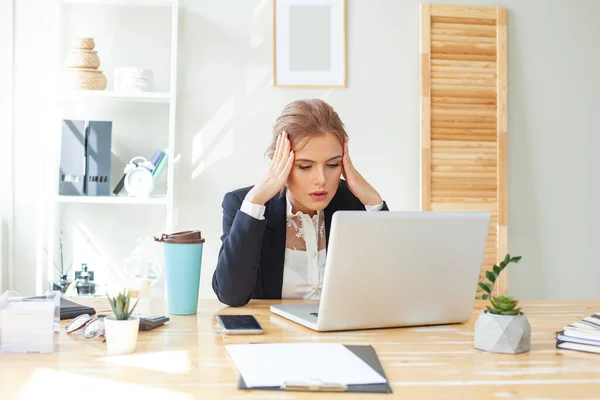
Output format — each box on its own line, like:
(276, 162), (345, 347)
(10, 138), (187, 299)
(124, 156), (154, 197)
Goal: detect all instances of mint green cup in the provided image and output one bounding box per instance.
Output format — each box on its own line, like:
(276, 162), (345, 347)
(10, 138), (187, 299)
(156, 231), (205, 315)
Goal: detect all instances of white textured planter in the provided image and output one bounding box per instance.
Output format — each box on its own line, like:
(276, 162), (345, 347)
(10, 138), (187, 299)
(474, 310), (531, 354)
(104, 316), (140, 355)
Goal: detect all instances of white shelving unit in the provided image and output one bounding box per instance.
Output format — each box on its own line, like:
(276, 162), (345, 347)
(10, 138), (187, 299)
(54, 195), (168, 205)
(37, 0), (179, 295)
(59, 90), (171, 103)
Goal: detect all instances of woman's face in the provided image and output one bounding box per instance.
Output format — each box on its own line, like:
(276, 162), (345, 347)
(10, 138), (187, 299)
(287, 132), (343, 215)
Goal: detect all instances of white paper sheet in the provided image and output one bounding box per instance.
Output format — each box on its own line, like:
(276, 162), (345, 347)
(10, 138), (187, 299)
(225, 343), (386, 388)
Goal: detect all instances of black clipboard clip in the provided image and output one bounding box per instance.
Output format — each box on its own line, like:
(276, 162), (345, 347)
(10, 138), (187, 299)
(282, 379), (348, 392)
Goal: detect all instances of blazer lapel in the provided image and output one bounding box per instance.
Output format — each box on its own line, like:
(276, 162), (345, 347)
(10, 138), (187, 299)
(264, 192), (287, 298)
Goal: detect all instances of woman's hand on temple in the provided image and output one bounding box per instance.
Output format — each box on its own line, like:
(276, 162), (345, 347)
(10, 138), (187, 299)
(245, 131), (295, 205)
(342, 137), (383, 206)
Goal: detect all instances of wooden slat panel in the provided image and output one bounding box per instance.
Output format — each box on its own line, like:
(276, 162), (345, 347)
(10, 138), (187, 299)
(431, 53), (497, 62)
(432, 114), (497, 124)
(420, 3), (432, 211)
(430, 5), (498, 20)
(432, 165), (498, 173)
(431, 23), (496, 37)
(431, 34), (496, 44)
(431, 85), (496, 97)
(431, 197), (497, 203)
(431, 102), (497, 111)
(432, 96), (496, 104)
(496, 7), (508, 295)
(432, 140), (497, 148)
(431, 41), (497, 54)
(422, 4), (507, 299)
(431, 16), (497, 26)
(432, 78), (497, 87)
(430, 202), (497, 212)
(432, 70), (496, 80)
(433, 108), (496, 117)
(431, 59), (496, 68)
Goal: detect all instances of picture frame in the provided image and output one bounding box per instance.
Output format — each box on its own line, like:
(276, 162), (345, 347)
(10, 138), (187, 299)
(273, 0), (346, 88)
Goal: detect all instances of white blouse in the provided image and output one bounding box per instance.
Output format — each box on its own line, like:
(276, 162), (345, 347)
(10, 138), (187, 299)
(240, 193), (383, 300)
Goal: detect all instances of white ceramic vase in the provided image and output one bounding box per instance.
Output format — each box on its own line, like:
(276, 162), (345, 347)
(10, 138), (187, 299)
(104, 316), (139, 355)
(474, 310), (531, 354)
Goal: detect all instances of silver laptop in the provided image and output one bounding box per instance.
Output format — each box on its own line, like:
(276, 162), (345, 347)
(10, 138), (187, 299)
(270, 211), (490, 331)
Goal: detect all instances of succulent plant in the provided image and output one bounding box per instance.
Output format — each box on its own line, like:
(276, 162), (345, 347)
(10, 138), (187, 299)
(486, 295), (521, 316)
(478, 254), (523, 315)
(107, 290), (139, 320)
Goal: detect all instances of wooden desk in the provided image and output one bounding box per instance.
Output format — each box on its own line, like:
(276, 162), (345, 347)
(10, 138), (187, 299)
(2, 300), (600, 399)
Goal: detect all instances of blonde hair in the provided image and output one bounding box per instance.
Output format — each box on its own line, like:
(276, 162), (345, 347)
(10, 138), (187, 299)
(266, 99), (347, 159)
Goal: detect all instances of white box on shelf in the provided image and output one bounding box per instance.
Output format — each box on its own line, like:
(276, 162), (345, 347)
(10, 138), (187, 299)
(114, 67), (154, 92)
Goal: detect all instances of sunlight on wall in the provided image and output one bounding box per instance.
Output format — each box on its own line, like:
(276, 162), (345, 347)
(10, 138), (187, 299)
(192, 98), (234, 165)
(191, 128), (234, 180)
(252, 0), (270, 26)
(245, 67), (270, 96)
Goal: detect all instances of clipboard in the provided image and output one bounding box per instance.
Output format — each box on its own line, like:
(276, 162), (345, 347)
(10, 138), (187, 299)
(237, 345), (392, 393)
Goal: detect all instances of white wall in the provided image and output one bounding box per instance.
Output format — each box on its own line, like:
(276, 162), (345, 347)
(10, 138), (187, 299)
(0, 0), (14, 293)
(8, 0), (600, 300)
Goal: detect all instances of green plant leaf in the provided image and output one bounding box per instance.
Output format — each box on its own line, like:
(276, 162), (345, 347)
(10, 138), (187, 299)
(486, 271), (496, 283)
(493, 265), (501, 275)
(490, 298), (500, 309)
(127, 298), (140, 319)
(107, 290), (137, 320)
(486, 307), (501, 315)
(479, 283), (491, 294)
(511, 256), (522, 263)
(482, 294), (489, 300)
(124, 292), (131, 318)
(504, 254), (511, 264)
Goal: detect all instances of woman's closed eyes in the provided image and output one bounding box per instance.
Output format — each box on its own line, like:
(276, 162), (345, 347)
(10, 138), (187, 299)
(298, 163), (340, 170)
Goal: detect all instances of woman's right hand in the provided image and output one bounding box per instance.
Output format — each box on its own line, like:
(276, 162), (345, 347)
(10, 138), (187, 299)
(245, 131), (295, 205)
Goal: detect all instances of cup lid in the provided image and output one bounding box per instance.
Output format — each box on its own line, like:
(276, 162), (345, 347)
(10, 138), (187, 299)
(154, 230), (205, 244)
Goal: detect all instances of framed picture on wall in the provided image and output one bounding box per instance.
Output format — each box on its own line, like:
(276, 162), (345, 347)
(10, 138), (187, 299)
(273, 0), (346, 88)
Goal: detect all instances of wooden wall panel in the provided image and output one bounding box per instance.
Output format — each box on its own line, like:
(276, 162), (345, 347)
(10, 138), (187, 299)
(420, 4), (508, 297)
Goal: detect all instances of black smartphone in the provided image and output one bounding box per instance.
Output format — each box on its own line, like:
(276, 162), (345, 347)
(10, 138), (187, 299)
(139, 315), (170, 331)
(216, 315), (264, 335)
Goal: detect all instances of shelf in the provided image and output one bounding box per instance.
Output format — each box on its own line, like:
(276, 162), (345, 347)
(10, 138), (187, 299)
(54, 195), (167, 205)
(58, 90), (171, 104)
(59, 0), (174, 6)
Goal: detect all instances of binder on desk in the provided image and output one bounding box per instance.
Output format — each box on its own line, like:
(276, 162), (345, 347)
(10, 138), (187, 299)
(235, 345), (392, 393)
(23, 296), (96, 320)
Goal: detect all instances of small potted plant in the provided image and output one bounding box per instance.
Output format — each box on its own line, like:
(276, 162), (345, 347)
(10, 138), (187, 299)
(104, 290), (140, 355)
(474, 254), (530, 354)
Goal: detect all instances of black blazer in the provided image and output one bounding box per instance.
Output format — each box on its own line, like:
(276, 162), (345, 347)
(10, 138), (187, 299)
(211, 180), (389, 307)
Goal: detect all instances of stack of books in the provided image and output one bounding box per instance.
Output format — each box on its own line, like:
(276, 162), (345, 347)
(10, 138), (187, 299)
(555, 312), (600, 354)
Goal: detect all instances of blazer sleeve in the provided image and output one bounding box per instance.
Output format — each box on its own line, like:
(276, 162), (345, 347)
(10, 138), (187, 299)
(212, 191), (267, 307)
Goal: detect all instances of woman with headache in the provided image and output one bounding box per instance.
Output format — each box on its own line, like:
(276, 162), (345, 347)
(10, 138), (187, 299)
(212, 99), (388, 307)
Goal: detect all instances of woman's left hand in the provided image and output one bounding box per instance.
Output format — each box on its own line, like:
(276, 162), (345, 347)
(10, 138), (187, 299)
(342, 137), (383, 206)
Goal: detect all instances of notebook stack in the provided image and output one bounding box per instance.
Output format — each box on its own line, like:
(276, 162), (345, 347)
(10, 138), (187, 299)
(555, 312), (600, 354)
